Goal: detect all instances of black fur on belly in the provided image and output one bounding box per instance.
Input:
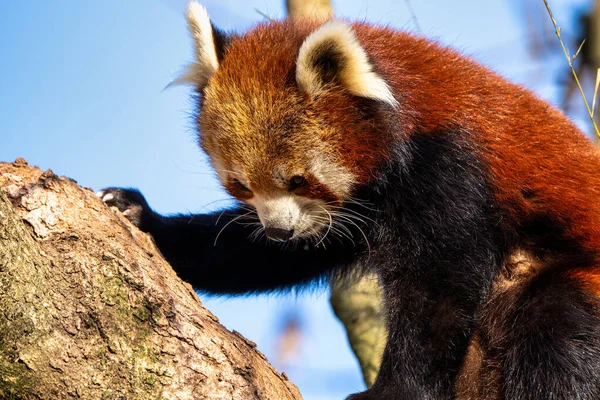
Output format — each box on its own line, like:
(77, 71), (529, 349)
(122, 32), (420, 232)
(344, 128), (511, 399)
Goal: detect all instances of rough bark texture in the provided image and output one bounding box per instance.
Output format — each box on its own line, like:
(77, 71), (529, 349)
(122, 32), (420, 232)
(0, 159), (302, 400)
(285, 0), (333, 20)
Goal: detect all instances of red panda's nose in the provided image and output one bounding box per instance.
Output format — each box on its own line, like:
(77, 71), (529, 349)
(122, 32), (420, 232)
(265, 227), (294, 242)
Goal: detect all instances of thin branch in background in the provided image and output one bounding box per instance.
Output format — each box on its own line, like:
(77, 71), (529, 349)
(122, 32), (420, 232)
(593, 69), (600, 115)
(541, 0), (600, 139)
(255, 8), (276, 22)
(404, 0), (421, 32)
(573, 38), (587, 61)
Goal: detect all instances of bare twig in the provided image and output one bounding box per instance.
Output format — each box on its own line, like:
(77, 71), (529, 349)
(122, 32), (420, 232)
(593, 69), (600, 115)
(542, 0), (600, 139)
(254, 8), (276, 22)
(404, 0), (421, 32)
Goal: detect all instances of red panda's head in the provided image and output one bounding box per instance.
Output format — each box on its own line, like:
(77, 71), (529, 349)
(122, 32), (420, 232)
(179, 2), (399, 242)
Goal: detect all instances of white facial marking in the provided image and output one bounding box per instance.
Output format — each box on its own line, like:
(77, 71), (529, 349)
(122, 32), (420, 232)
(252, 195), (299, 229)
(309, 152), (355, 199)
(248, 193), (327, 239)
(296, 21), (398, 107)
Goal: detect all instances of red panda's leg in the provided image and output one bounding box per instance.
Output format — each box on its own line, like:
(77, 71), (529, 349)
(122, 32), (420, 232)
(146, 210), (355, 294)
(99, 187), (356, 294)
(482, 265), (600, 399)
(348, 264), (600, 400)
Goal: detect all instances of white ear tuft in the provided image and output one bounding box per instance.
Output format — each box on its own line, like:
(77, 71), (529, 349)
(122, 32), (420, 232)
(296, 21), (397, 107)
(164, 64), (202, 90)
(178, 1), (219, 88)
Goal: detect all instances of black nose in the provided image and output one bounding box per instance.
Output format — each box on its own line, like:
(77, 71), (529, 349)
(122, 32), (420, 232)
(265, 227), (294, 241)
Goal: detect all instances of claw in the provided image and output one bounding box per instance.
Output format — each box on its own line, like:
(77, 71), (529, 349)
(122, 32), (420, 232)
(101, 193), (115, 202)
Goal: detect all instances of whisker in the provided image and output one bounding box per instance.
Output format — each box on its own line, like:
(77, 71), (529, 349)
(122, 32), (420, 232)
(330, 210), (370, 225)
(312, 214), (350, 239)
(330, 222), (355, 245)
(215, 209), (228, 226)
(238, 221), (262, 226)
(215, 203), (256, 225)
(329, 212), (371, 256)
(346, 196), (378, 211)
(311, 226), (328, 250)
(311, 208), (358, 245)
(199, 198), (237, 211)
(314, 205), (334, 248)
(249, 227), (265, 242)
(214, 211), (255, 246)
(211, 168), (243, 175)
(327, 205), (378, 225)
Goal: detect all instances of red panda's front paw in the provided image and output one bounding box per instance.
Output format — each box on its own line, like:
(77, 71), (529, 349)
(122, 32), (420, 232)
(97, 187), (153, 230)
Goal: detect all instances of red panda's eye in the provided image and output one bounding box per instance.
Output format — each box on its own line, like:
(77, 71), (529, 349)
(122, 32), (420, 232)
(289, 175), (307, 191)
(233, 179), (251, 193)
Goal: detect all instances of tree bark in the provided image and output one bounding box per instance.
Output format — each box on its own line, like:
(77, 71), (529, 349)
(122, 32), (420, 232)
(0, 159), (302, 400)
(285, 0), (333, 21)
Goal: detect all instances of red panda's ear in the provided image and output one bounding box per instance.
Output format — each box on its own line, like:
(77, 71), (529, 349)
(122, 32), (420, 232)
(296, 21), (397, 107)
(167, 1), (229, 90)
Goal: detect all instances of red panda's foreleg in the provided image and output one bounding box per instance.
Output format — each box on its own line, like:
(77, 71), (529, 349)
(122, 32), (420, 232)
(99, 188), (355, 294)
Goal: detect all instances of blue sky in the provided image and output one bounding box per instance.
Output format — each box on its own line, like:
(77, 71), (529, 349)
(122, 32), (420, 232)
(0, 0), (591, 398)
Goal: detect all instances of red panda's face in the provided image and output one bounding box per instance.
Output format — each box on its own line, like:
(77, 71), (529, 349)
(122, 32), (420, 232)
(181, 2), (398, 242)
(199, 84), (356, 241)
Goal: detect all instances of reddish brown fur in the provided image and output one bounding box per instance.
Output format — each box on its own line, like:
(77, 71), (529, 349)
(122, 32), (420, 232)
(198, 24), (600, 396)
(455, 249), (542, 399)
(102, 14), (600, 398)
(293, 173), (338, 202)
(569, 268), (600, 297)
(199, 21), (396, 192)
(199, 20), (600, 255)
(346, 22), (600, 251)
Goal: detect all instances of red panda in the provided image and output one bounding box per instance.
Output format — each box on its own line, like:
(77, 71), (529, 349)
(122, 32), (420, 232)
(100, 1), (600, 399)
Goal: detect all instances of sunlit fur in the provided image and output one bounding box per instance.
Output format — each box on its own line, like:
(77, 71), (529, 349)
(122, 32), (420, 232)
(296, 20), (398, 106)
(169, 2), (219, 87)
(192, 14), (403, 241)
(189, 7), (600, 399)
(101, 2), (600, 399)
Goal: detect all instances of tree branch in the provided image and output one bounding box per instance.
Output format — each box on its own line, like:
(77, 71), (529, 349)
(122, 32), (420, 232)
(0, 159), (301, 399)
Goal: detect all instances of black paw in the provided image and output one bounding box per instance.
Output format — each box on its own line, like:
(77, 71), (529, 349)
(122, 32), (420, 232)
(97, 187), (153, 229)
